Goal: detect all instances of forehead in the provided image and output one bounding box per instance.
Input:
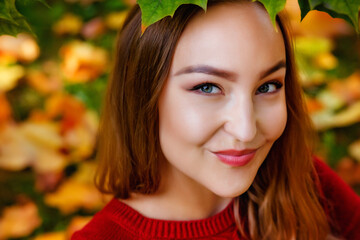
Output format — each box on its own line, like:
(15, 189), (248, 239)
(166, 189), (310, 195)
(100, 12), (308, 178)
(170, 2), (286, 77)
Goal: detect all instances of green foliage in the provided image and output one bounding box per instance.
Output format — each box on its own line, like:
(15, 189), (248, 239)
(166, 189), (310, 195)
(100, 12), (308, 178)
(332, 35), (360, 78)
(137, 0), (207, 27)
(0, 0), (48, 36)
(6, 85), (45, 122)
(137, 0), (360, 32)
(0, 0), (33, 36)
(255, 0), (286, 27)
(1, 0), (359, 36)
(65, 76), (108, 114)
(298, 0), (360, 33)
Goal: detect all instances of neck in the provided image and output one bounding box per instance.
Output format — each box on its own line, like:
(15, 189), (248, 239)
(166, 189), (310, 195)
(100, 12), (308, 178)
(122, 162), (232, 221)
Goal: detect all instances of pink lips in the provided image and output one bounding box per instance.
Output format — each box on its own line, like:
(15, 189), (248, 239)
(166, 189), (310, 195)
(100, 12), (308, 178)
(213, 149), (256, 167)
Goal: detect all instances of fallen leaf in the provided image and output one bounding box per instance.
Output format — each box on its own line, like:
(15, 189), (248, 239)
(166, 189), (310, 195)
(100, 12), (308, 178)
(81, 18), (105, 39)
(26, 69), (63, 94)
(35, 171), (64, 192)
(0, 94), (12, 127)
(44, 179), (104, 214)
(20, 121), (63, 150)
(329, 72), (360, 104)
(66, 216), (92, 237)
(0, 64), (25, 92)
(105, 11), (128, 30)
(336, 157), (357, 186)
(33, 232), (66, 240)
(53, 14), (83, 35)
(349, 140), (360, 163)
(63, 110), (98, 161)
(313, 52), (338, 70)
(305, 96), (324, 113)
(33, 147), (66, 174)
(0, 124), (34, 171)
(60, 41), (108, 83)
(311, 101), (360, 130)
(0, 201), (42, 239)
(0, 34), (40, 62)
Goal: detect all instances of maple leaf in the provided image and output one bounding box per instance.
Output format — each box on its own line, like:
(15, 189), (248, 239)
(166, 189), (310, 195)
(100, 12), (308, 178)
(137, 0), (359, 33)
(137, 0), (207, 28)
(254, 0), (286, 27)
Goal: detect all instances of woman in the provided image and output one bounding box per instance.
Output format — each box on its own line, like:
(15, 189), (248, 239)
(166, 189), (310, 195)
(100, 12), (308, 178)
(72, 0), (360, 239)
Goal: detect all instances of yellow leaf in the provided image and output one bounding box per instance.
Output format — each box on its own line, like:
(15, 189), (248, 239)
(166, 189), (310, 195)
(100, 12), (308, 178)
(60, 41), (108, 83)
(0, 64), (25, 92)
(105, 11), (128, 30)
(20, 122), (62, 150)
(44, 179), (105, 214)
(0, 34), (40, 63)
(0, 201), (42, 239)
(33, 232), (66, 240)
(53, 14), (83, 35)
(0, 124), (33, 171)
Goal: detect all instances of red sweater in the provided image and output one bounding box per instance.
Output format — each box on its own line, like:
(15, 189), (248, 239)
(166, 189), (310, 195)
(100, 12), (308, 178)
(72, 159), (360, 239)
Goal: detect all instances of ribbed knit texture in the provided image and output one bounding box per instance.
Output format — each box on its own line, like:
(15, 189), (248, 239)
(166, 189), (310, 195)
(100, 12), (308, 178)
(72, 158), (360, 240)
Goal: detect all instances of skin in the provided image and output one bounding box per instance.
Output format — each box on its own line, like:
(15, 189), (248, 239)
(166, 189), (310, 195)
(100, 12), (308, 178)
(124, 1), (287, 221)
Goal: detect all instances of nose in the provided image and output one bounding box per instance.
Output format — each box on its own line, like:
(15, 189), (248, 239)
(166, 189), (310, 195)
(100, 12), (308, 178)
(223, 97), (257, 142)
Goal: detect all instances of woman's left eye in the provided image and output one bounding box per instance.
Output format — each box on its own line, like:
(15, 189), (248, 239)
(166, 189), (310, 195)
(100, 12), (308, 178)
(190, 82), (222, 95)
(256, 81), (283, 94)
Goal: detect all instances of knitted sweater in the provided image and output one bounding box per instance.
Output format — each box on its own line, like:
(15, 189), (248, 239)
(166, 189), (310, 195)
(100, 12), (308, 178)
(72, 159), (360, 239)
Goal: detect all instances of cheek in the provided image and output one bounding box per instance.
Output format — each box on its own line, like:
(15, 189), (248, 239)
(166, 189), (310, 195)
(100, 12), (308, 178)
(158, 87), (218, 149)
(257, 97), (287, 141)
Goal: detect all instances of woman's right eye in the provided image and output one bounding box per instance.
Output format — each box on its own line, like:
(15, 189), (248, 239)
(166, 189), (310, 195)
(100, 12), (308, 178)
(190, 83), (222, 95)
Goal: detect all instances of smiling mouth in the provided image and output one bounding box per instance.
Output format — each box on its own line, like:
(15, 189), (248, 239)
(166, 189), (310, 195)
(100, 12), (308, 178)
(212, 149), (257, 167)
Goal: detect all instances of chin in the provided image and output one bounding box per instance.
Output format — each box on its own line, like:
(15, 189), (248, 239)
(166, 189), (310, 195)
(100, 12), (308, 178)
(210, 182), (253, 198)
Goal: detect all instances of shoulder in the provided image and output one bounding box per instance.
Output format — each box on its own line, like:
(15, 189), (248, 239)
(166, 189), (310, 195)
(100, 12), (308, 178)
(313, 156), (360, 203)
(71, 199), (137, 240)
(313, 156), (360, 239)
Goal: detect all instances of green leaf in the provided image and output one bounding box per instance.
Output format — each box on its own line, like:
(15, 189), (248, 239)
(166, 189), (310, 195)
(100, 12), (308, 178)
(254, 0), (286, 27)
(0, 0), (34, 36)
(0, 18), (31, 36)
(309, 0), (360, 33)
(21, 0), (50, 8)
(298, 0), (311, 20)
(35, 0), (50, 8)
(309, 0), (323, 8)
(0, 0), (16, 22)
(137, 0), (207, 27)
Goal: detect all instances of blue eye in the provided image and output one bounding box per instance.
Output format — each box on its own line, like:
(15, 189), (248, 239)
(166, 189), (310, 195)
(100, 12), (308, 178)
(191, 83), (222, 94)
(256, 81), (283, 94)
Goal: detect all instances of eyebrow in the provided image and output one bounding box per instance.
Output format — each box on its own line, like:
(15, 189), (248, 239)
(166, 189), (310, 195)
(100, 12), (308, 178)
(174, 65), (237, 81)
(259, 60), (286, 79)
(173, 60), (286, 81)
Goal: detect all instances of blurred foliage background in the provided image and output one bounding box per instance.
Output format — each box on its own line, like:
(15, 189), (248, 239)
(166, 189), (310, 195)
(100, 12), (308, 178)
(0, 0), (359, 239)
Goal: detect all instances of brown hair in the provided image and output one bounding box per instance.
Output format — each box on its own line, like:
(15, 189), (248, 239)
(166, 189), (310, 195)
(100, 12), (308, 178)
(95, 0), (333, 239)
(233, 12), (333, 240)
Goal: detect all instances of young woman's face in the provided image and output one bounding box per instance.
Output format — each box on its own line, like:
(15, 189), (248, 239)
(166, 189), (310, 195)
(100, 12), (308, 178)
(158, 2), (287, 198)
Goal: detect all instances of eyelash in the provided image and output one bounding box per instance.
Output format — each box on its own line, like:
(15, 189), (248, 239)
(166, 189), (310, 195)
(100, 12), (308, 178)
(255, 81), (283, 95)
(190, 82), (222, 95)
(190, 81), (283, 95)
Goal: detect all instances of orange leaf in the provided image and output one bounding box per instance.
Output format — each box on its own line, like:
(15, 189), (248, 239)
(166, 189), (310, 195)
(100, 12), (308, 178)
(0, 94), (11, 127)
(0, 201), (42, 239)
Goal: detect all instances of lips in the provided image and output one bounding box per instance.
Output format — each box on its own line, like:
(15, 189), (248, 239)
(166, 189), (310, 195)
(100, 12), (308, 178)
(213, 149), (257, 167)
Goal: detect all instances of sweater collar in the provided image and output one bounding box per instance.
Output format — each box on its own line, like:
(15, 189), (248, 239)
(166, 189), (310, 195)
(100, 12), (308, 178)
(105, 198), (236, 238)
